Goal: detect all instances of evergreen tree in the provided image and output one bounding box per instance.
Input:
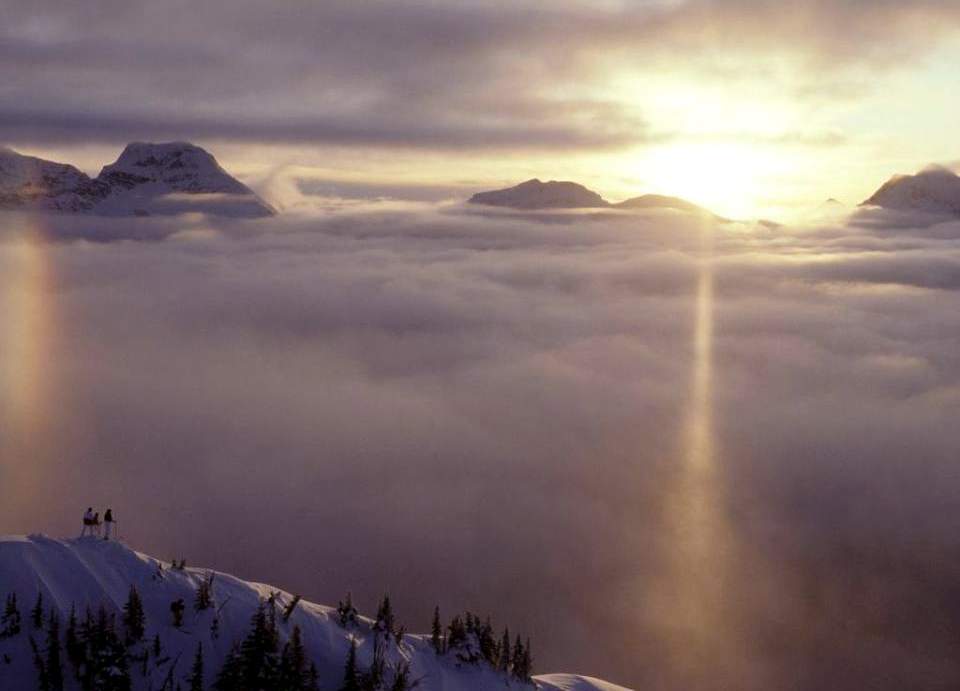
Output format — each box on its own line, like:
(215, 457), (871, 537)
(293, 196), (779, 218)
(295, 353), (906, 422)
(430, 606), (443, 654)
(238, 601), (280, 690)
(337, 593), (358, 628)
(1, 592), (22, 638)
(213, 644), (243, 691)
(373, 595), (395, 638)
(187, 642), (204, 691)
(360, 635), (385, 691)
(340, 638), (360, 691)
(31, 634), (49, 691)
(390, 661), (412, 691)
(521, 638), (533, 682)
(279, 626), (309, 691)
(498, 628), (511, 673)
(446, 615), (466, 651)
(77, 607), (95, 691)
(46, 609), (64, 691)
(511, 635), (524, 680)
(84, 606), (131, 691)
(194, 572), (215, 612)
(31, 591), (45, 629)
(210, 615), (220, 641)
(478, 616), (496, 665)
(65, 605), (84, 677)
(122, 585), (146, 644)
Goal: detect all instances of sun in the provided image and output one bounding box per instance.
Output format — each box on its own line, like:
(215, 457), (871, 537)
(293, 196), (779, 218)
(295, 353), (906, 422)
(629, 140), (793, 220)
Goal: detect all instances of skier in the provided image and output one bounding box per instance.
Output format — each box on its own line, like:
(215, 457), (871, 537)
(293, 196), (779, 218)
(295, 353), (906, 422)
(80, 507), (95, 537)
(103, 508), (115, 541)
(92, 512), (101, 537)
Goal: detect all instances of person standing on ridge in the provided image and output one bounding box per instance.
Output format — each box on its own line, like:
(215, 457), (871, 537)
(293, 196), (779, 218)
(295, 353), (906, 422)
(103, 509), (115, 541)
(80, 507), (94, 537)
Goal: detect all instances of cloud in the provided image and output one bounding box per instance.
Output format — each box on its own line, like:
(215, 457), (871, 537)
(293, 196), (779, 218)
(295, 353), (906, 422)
(2, 1), (958, 151)
(2, 206), (960, 689)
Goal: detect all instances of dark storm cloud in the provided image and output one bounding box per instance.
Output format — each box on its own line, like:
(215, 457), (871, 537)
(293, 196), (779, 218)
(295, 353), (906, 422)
(2, 206), (960, 690)
(2, 0), (959, 149)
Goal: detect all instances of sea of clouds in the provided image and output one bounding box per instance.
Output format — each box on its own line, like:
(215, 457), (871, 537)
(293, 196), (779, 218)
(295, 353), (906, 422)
(1, 203), (959, 690)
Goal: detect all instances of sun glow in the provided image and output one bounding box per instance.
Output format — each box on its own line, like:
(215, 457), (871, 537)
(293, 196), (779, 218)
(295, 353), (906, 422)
(630, 141), (795, 220)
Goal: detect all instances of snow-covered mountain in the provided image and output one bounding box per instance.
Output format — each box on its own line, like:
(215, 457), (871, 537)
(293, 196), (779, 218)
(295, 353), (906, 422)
(0, 147), (108, 213)
(0, 535), (630, 691)
(861, 165), (960, 216)
(0, 143), (274, 218)
(469, 180), (609, 210)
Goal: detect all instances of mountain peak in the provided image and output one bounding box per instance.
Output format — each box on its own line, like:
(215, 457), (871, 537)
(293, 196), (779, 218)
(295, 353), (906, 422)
(469, 179), (609, 209)
(862, 165), (960, 216)
(0, 142), (275, 218)
(99, 140), (253, 196)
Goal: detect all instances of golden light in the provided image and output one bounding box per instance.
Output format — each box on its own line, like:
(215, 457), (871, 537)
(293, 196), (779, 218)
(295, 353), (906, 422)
(0, 221), (58, 514)
(631, 140), (793, 220)
(649, 220), (748, 687)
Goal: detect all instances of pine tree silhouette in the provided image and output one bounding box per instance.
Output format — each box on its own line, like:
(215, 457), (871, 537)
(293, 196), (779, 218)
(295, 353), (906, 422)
(31, 591), (45, 629)
(187, 642), (204, 691)
(431, 606), (443, 654)
(337, 592), (358, 628)
(340, 638), (360, 691)
(46, 609), (64, 691)
(499, 627), (511, 673)
(238, 601), (280, 689)
(213, 643), (243, 691)
(122, 585), (146, 643)
(1, 592), (21, 638)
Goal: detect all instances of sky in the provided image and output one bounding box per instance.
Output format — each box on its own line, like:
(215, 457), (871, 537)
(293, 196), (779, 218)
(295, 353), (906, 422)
(2, 0), (960, 219)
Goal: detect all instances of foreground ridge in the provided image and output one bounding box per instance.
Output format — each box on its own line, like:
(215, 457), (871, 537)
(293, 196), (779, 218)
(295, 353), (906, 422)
(0, 534), (631, 691)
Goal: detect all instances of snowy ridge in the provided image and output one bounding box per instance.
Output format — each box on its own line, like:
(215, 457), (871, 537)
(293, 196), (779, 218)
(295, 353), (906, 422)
(0, 144), (274, 218)
(0, 535), (630, 691)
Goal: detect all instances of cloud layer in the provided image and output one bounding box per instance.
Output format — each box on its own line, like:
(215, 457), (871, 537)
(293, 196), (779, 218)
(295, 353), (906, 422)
(1, 205), (960, 689)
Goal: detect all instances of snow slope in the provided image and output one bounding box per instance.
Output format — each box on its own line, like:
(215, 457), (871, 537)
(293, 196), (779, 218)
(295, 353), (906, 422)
(0, 143), (274, 218)
(861, 165), (960, 216)
(0, 535), (630, 691)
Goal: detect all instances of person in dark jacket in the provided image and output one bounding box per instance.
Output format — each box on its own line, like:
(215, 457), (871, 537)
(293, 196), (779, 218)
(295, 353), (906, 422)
(103, 509), (115, 541)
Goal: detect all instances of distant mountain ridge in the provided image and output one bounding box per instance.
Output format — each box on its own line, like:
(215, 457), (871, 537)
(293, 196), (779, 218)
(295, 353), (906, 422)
(0, 142), (274, 218)
(469, 178), (721, 218)
(862, 165), (960, 216)
(469, 179), (608, 209)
